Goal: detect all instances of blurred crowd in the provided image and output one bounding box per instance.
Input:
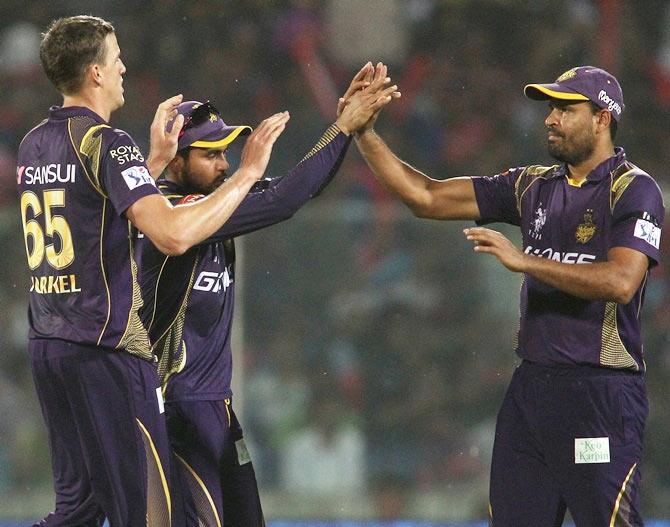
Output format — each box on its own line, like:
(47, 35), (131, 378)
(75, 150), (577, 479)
(1, 0), (670, 520)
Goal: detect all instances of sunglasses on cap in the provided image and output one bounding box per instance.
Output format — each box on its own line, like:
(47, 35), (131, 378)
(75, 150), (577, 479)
(179, 101), (221, 137)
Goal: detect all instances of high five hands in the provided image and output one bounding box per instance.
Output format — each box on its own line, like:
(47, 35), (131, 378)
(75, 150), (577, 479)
(335, 62), (402, 135)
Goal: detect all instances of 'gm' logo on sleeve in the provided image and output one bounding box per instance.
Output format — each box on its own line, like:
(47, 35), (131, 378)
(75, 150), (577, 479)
(193, 268), (233, 293)
(121, 166), (155, 190)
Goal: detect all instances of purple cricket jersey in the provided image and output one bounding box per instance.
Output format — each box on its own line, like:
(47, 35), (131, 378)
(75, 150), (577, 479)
(17, 106), (160, 360)
(138, 125), (350, 400)
(472, 148), (664, 371)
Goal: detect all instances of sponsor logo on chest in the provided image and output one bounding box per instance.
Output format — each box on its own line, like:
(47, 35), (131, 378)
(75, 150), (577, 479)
(524, 245), (596, 264)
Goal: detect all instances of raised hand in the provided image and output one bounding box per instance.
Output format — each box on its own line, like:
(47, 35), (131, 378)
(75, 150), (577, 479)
(239, 111), (291, 180)
(336, 62), (373, 118)
(147, 94), (184, 178)
(336, 62), (401, 135)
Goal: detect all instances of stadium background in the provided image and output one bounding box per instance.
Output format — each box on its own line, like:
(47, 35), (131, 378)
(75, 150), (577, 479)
(1, 0), (670, 525)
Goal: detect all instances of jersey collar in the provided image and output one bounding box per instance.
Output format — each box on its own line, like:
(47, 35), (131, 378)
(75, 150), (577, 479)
(49, 105), (107, 124)
(557, 147), (626, 184)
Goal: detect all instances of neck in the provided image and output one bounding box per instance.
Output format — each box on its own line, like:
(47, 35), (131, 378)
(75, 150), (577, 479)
(62, 91), (112, 122)
(567, 142), (616, 183)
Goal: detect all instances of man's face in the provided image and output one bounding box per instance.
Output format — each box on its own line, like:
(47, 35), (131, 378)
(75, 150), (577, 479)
(544, 100), (601, 166)
(181, 147), (231, 194)
(99, 33), (126, 111)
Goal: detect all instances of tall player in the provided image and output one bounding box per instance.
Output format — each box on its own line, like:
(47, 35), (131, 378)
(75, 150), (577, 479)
(137, 63), (399, 525)
(351, 65), (663, 525)
(17, 15), (288, 526)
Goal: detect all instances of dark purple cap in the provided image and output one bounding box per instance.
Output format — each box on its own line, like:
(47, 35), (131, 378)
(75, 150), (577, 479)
(175, 100), (252, 151)
(524, 66), (624, 121)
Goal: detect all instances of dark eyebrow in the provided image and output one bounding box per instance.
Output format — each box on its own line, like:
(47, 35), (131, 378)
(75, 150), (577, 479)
(548, 99), (579, 110)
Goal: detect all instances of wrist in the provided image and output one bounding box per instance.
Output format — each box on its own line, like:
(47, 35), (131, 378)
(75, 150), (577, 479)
(518, 253), (533, 274)
(333, 120), (351, 136)
(147, 155), (167, 177)
(234, 167), (263, 185)
(354, 127), (376, 141)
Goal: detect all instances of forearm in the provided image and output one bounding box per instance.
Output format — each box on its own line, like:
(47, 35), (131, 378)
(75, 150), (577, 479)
(355, 129), (432, 212)
(197, 126), (351, 242)
(130, 168), (258, 255)
(355, 130), (480, 220)
(521, 256), (638, 304)
(169, 168), (259, 251)
(279, 125), (350, 203)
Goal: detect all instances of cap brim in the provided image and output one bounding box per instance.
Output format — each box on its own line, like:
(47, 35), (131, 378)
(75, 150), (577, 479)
(190, 125), (253, 149)
(524, 83), (590, 102)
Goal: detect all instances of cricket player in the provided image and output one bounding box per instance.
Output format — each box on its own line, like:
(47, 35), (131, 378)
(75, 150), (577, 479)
(351, 64), (663, 525)
(137, 63), (398, 525)
(17, 15), (287, 526)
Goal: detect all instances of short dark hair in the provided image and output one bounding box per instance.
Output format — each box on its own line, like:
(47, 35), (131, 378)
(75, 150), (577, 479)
(589, 102), (618, 141)
(40, 15), (115, 95)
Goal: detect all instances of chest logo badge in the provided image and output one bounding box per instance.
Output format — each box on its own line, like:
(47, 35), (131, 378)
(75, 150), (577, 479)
(530, 204), (547, 240)
(576, 209), (597, 244)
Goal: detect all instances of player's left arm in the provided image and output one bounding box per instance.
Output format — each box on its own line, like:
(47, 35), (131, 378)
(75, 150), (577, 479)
(198, 128), (349, 241)
(464, 226), (648, 303)
(196, 64), (400, 242)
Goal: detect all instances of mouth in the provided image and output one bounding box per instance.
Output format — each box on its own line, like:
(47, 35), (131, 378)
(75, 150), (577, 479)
(211, 174), (228, 189)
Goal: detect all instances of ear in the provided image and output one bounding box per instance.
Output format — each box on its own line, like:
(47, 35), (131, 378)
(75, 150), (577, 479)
(89, 63), (104, 87)
(168, 155), (185, 175)
(595, 108), (612, 135)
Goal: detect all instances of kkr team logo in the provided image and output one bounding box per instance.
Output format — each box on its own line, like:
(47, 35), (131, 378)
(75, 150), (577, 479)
(575, 209), (597, 244)
(530, 204), (546, 240)
(556, 68), (577, 82)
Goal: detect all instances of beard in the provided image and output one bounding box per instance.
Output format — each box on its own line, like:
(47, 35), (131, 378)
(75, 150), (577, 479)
(182, 165), (228, 195)
(547, 127), (595, 166)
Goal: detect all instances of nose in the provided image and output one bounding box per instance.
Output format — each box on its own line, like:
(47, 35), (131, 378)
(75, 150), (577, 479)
(545, 107), (559, 129)
(120, 60), (126, 76)
(217, 154), (229, 171)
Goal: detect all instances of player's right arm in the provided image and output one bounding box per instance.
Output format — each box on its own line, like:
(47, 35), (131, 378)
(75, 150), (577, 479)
(354, 128), (481, 221)
(346, 62), (480, 222)
(126, 112), (289, 255)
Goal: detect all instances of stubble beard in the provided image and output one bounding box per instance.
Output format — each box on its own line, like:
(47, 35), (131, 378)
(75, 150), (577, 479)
(547, 129), (595, 166)
(183, 168), (227, 195)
